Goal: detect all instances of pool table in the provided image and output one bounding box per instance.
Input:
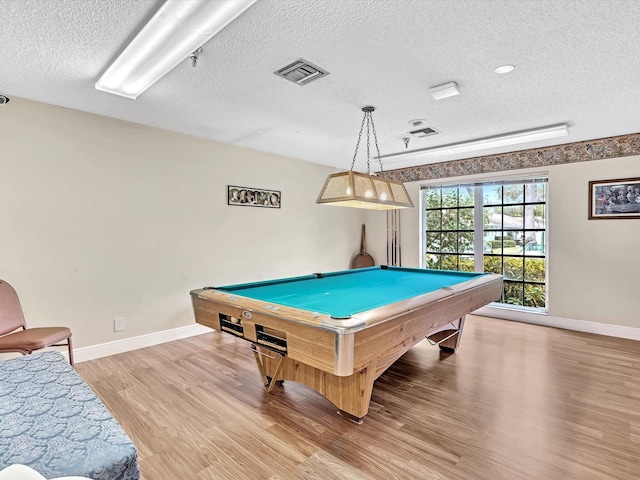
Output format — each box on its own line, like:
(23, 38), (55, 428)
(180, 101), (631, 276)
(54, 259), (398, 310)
(190, 266), (502, 422)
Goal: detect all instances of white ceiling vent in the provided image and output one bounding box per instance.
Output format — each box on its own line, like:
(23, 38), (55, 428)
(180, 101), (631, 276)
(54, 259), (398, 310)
(409, 127), (439, 138)
(274, 59), (329, 86)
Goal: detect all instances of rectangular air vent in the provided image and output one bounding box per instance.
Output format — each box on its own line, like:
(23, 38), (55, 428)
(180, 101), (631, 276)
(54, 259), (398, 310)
(274, 58), (329, 86)
(408, 127), (439, 138)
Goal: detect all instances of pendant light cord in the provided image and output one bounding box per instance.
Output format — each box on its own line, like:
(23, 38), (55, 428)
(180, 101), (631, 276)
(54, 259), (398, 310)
(349, 112), (367, 172)
(369, 112), (383, 173)
(349, 107), (384, 174)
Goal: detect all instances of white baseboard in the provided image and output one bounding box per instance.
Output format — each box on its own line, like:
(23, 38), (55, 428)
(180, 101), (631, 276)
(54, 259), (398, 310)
(72, 324), (214, 364)
(474, 306), (640, 341)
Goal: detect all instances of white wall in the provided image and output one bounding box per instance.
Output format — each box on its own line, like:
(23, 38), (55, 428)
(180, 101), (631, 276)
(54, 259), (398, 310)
(367, 156), (640, 331)
(0, 98), (364, 348)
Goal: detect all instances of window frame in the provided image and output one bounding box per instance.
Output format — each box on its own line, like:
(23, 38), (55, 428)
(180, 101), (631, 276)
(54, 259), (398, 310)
(420, 175), (549, 313)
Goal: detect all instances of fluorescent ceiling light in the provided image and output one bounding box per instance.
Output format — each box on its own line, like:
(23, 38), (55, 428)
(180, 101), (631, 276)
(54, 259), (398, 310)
(379, 124), (569, 162)
(429, 81), (460, 100)
(95, 0), (257, 99)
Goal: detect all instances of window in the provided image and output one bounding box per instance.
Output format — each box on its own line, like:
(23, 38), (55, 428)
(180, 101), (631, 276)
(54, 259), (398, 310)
(422, 178), (547, 310)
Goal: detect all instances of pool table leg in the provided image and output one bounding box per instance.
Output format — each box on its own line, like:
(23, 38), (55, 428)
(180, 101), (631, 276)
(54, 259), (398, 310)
(427, 316), (466, 352)
(337, 409), (364, 425)
(255, 346), (377, 421)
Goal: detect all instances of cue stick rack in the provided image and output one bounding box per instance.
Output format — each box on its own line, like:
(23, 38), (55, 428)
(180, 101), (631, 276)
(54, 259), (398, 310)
(386, 210), (401, 266)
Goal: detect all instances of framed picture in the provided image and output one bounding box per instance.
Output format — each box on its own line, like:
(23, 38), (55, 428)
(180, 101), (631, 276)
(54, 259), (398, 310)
(589, 177), (640, 219)
(227, 185), (281, 208)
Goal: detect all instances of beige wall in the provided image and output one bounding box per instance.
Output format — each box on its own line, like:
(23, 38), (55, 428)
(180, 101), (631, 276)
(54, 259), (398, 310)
(548, 156), (638, 327)
(367, 156), (640, 329)
(2, 96), (637, 349)
(0, 98), (364, 348)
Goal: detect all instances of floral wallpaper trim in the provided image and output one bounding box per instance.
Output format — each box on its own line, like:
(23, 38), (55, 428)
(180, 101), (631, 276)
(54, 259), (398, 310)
(381, 132), (640, 183)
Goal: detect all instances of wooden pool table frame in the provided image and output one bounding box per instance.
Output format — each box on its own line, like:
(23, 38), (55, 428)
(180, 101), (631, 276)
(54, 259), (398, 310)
(191, 270), (502, 422)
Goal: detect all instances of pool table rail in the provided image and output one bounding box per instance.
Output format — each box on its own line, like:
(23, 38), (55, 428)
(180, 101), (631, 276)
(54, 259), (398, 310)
(192, 270), (502, 336)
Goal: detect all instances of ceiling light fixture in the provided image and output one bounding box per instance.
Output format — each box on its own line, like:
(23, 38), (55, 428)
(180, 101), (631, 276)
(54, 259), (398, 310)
(429, 81), (460, 100)
(316, 107), (413, 210)
(95, 0), (257, 99)
(379, 124), (570, 162)
(495, 64), (515, 74)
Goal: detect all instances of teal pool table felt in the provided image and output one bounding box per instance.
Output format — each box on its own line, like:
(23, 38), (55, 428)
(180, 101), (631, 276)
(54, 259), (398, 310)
(218, 266), (487, 319)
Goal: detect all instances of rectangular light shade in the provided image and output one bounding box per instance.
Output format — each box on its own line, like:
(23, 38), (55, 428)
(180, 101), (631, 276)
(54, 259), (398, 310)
(316, 171), (414, 210)
(95, 0), (257, 99)
(380, 124), (570, 162)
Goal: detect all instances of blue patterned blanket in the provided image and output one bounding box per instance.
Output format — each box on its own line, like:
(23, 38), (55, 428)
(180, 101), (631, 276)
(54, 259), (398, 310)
(0, 352), (139, 480)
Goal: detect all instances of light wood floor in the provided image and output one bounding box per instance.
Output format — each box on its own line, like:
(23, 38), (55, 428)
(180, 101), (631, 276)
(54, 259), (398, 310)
(75, 316), (640, 480)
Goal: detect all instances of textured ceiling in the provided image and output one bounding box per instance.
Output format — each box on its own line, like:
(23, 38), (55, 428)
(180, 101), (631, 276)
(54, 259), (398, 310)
(2, 0), (640, 172)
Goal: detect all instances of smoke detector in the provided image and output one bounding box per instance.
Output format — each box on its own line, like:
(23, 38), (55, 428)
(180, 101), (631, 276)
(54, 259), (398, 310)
(429, 81), (460, 100)
(274, 58), (329, 86)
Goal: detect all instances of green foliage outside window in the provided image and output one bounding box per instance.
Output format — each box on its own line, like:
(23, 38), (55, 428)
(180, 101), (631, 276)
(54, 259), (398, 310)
(490, 239), (517, 249)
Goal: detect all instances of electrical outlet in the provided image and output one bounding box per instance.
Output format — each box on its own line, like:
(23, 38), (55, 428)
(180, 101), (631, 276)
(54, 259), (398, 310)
(114, 317), (125, 332)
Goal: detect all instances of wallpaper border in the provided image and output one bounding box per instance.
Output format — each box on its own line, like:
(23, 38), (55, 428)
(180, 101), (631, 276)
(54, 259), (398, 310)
(382, 131), (640, 182)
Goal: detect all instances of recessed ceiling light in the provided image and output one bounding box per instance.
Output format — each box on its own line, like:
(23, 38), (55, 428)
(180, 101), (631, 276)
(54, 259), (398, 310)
(495, 64), (515, 74)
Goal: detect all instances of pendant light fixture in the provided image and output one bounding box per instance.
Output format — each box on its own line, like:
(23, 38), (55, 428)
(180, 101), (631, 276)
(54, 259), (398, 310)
(316, 107), (413, 210)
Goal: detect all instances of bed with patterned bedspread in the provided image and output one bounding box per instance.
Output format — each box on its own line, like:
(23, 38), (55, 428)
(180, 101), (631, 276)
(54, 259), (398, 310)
(0, 351), (139, 480)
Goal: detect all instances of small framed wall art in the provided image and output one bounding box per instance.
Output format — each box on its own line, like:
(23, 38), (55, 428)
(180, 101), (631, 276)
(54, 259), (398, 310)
(588, 177), (640, 219)
(228, 185), (281, 208)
